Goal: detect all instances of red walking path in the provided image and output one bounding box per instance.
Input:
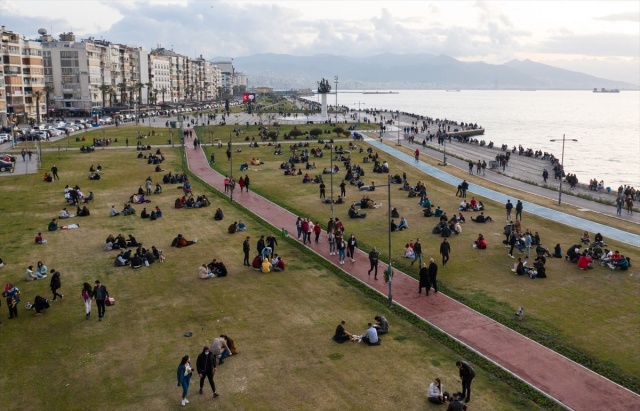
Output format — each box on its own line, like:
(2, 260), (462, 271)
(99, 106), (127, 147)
(185, 143), (639, 411)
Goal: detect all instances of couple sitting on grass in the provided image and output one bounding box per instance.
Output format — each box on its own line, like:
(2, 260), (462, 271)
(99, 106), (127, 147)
(333, 316), (388, 345)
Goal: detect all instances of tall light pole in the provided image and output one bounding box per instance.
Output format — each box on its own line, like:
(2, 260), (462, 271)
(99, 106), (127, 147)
(334, 75), (338, 124)
(229, 132), (234, 203)
(386, 174), (393, 307)
(354, 101), (364, 121)
(330, 144), (334, 219)
(396, 110), (401, 146)
(443, 134), (447, 165)
(549, 134), (578, 205)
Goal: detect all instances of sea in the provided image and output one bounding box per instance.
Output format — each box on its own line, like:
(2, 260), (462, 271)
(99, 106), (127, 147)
(318, 90), (640, 189)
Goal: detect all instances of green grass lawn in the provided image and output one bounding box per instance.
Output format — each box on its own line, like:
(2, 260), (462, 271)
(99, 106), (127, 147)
(203, 140), (640, 384)
(0, 147), (545, 410)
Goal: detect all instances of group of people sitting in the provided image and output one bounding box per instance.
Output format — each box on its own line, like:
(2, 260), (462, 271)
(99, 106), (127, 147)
(174, 195), (211, 209)
(511, 256), (547, 279)
(105, 234), (142, 251)
(459, 197), (484, 212)
(332, 315), (388, 345)
(113, 245), (160, 268)
(566, 241), (630, 271)
(139, 207), (162, 220)
(162, 172), (188, 185)
(251, 254), (286, 272)
(198, 259), (228, 279)
(227, 220), (247, 233)
(171, 234), (197, 248)
(390, 217), (409, 232)
(64, 185), (87, 205)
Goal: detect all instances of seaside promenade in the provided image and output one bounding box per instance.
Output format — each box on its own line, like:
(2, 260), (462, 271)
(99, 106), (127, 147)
(185, 128), (640, 411)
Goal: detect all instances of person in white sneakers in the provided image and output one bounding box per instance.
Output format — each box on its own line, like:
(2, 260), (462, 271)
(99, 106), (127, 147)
(176, 355), (193, 406)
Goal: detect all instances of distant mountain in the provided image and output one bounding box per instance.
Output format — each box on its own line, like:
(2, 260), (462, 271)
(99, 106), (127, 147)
(228, 53), (638, 90)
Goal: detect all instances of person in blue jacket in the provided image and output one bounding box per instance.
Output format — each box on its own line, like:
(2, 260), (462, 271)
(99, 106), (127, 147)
(176, 355), (193, 406)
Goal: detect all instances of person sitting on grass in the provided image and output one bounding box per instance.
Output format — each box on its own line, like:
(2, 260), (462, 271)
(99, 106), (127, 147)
(110, 205), (120, 217)
(114, 252), (128, 267)
(171, 234), (197, 248)
(427, 378), (446, 405)
(130, 254), (143, 269)
(390, 219), (399, 232)
(199, 264), (215, 279)
(140, 208), (150, 219)
(272, 256), (285, 271)
(228, 221), (238, 233)
(348, 205), (366, 219)
(35, 232), (47, 244)
(580, 231), (590, 245)
(59, 208), (74, 219)
(398, 216), (409, 231)
(252, 255), (262, 270)
(214, 208), (224, 221)
(261, 257), (272, 273)
(373, 315), (389, 335)
(577, 252), (593, 270)
(154, 183), (162, 194)
(566, 244), (581, 263)
(474, 234), (487, 249)
(333, 320), (352, 344)
(362, 323), (380, 346)
(48, 219), (59, 231)
(404, 244), (415, 259)
(26, 295), (51, 315)
(237, 220), (246, 231)
(552, 243), (562, 258)
(77, 206), (90, 217)
(608, 255), (629, 270)
(471, 212), (492, 223)
(122, 204), (136, 216)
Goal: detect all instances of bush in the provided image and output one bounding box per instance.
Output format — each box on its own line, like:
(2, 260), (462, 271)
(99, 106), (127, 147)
(289, 129), (303, 138)
(333, 127), (344, 136)
(309, 128), (323, 137)
(267, 131), (278, 140)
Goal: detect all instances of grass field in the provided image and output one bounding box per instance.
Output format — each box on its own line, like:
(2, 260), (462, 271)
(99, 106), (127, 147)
(0, 146), (546, 410)
(202, 138), (640, 384)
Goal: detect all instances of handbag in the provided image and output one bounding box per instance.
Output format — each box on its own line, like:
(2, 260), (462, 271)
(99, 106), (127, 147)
(105, 296), (115, 306)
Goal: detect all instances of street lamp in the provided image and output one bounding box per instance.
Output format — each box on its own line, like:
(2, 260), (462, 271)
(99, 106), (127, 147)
(549, 134), (578, 205)
(229, 132), (234, 203)
(396, 110), (401, 146)
(330, 144), (334, 219)
(354, 101), (365, 122)
(370, 175), (394, 307)
(334, 75), (338, 124)
(442, 135), (447, 165)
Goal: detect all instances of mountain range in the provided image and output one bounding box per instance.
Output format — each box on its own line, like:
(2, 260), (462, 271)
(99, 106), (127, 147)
(224, 53), (638, 90)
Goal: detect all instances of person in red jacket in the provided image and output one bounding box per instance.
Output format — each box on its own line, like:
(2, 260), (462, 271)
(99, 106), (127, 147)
(577, 252), (593, 270)
(273, 256), (286, 271)
(313, 222), (322, 243)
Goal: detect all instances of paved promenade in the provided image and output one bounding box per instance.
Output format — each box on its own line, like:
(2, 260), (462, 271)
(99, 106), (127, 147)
(185, 132), (640, 411)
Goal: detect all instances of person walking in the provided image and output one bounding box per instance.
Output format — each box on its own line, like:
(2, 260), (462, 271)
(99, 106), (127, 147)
(367, 247), (379, 279)
(347, 234), (357, 263)
(223, 175), (230, 193)
(82, 282), (92, 319)
(242, 236), (251, 266)
(145, 177), (152, 196)
(542, 169), (549, 183)
(340, 180), (346, 197)
(266, 233), (278, 258)
(176, 355), (193, 406)
(327, 230), (336, 255)
(524, 232), (532, 258)
(51, 164), (59, 180)
(456, 360), (476, 403)
(209, 153), (215, 165)
(515, 200), (523, 221)
(616, 196), (623, 216)
(238, 176), (245, 192)
(411, 238), (422, 267)
(49, 269), (63, 301)
(92, 280), (109, 321)
(508, 231), (517, 259)
(295, 217), (302, 240)
(313, 222), (322, 243)
(467, 160), (473, 174)
(505, 200), (513, 221)
(196, 346), (219, 398)
(319, 182), (326, 199)
(244, 175), (250, 192)
(418, 263), (430, 295)
(337, 237), (347, 265)
(460, 180), (468, 198)
(440, 238), (450, 266)
(3, 283), (20, 319)
(428, 258), (439, 294)
(301, 219), (309, 244)
(21, 148), (26, 161)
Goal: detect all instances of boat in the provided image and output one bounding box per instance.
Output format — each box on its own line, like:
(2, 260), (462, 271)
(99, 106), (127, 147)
(446, 89), (461, 92)
(362, 91), (399, 94)
(593, 88), (620, 93)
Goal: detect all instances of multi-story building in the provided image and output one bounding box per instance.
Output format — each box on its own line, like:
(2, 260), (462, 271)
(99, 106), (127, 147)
(1, 26), (44, 126)
(40, 30), (149, 116)
(150, 48), (189, 103)
(148, 52), (171, 105)
(212, 61), (234, 97)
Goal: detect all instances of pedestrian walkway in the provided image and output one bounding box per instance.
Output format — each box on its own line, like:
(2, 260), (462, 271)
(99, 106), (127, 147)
(185, 132), (640, 411)
(368, 138), (640, 247)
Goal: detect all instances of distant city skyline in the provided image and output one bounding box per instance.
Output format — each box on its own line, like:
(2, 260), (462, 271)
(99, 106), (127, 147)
(1, 0), (638, 84)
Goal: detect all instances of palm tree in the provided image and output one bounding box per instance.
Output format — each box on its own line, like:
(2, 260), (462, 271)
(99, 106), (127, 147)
(99, 84), (112, 109)
(136, 82), (144, 105)
(117, 81), (127, 106)
(109, 90), (117, 107)
(33, 90), (43, 123)
(160, 87), (167, 104)
(127, 83), (137, 108)
(43, 84), (54, 121)
(153, 88), (158, 105)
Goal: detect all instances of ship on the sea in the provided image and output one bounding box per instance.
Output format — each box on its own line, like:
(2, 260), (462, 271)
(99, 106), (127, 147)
(593, 88), (620, 93)
(362, 91), (399, 94)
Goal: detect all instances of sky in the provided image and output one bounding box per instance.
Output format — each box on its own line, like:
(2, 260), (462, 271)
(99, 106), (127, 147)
(1, 0), (639, 84)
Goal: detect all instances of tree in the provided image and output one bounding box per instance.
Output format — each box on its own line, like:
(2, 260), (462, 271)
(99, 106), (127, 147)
(333, 127), (345, 137)
(99, 84), (112, 110)
(43, 84), (54, 121)
(267, 131), (277, 141)
(117, 81), (127, 106)
(109, 90), (117, 107)
(160, 87), (167, 104)
(33, 90), (43, 123)
(153, 88), (158, 105)
(309, 128), (323, 138)
(136, 82), (144, 105)
(289, 129), (303, 139)
(127, 83), (137, 107)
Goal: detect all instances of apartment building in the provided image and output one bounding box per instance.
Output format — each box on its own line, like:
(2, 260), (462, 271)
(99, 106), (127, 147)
(40, 30), (149, 116)
(1, 26), (44, 127)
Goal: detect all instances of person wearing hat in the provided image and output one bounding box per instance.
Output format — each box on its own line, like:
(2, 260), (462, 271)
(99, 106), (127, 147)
(196, 346), (219, 398)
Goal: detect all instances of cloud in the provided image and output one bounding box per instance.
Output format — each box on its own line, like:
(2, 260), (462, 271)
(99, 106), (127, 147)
(595, 11), (640, 22)
(535, 33), (640, 58)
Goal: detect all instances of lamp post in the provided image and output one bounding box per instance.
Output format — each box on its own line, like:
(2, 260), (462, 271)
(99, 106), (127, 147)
(330, 144), (334, 219)
(370, 175), (393, 307)
(396, 110), (401, 146)
(334, 75), (338, 124)
(354, 101), (364, 122)
(442, 135), (447, 165)
(549, 134), (578, 205)
(229, 132), (234, 203)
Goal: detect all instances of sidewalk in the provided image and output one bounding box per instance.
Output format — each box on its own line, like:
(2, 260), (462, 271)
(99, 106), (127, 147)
(185, 132), (640, 411)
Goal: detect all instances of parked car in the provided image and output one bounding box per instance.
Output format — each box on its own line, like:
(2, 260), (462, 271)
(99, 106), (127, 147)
(0, 133), (10, 143)
(0, 159), (13, 172)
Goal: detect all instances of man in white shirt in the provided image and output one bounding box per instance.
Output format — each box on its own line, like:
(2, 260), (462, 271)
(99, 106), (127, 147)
(362, 323), (379, 345)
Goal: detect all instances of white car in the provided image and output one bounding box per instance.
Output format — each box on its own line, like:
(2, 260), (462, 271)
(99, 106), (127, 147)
(0, 133), (10, 143)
